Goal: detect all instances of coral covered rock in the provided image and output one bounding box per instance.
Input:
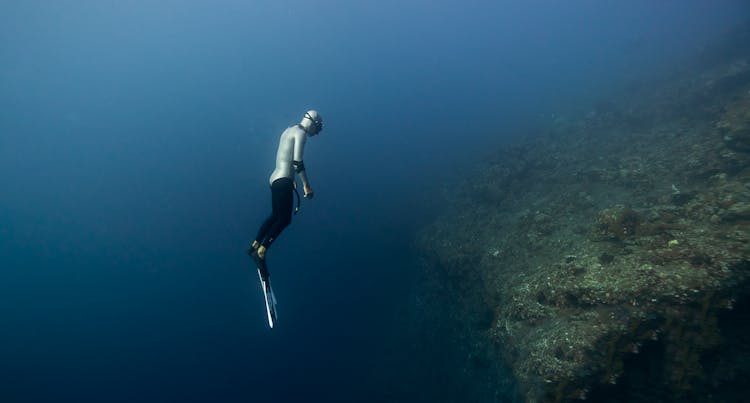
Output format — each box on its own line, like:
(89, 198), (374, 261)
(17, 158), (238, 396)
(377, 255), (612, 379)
(413, 28), (750, 403)
(717, 91), (750, 152)
(595, 205), (641, 241)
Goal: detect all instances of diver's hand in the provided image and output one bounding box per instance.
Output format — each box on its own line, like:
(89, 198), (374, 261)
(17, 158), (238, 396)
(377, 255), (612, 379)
(303, 184), (314, 199)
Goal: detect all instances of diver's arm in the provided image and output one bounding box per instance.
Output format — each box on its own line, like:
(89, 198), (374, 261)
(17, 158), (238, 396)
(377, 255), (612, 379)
(293, 132), (313, 198)
(293, 160), (309, 187)
(293, 161), (313, 199)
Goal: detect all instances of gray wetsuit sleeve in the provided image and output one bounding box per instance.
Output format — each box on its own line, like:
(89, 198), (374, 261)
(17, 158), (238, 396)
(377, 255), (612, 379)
(293, 130), (309, 186)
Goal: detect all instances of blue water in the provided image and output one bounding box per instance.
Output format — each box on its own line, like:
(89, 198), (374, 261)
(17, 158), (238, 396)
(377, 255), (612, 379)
(1, 1), (747, 402)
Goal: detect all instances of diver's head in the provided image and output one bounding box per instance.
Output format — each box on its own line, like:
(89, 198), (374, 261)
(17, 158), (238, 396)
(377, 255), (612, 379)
(300, 110), (323, 136)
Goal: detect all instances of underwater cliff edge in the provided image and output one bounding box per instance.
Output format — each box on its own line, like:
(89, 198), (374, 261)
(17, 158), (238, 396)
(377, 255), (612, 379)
(413, 24), (750, 402)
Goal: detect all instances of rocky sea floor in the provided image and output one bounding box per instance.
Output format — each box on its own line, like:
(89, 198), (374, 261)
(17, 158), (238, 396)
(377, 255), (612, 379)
(411, 25), (750, 402)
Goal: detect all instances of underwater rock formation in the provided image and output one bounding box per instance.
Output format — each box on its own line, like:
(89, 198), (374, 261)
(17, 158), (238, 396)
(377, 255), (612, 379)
(415, 27), (750, 402)
(718, 89), (750, 152)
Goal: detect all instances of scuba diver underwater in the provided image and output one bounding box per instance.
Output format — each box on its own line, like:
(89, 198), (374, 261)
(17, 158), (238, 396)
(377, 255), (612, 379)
(248, 110), (323, 328)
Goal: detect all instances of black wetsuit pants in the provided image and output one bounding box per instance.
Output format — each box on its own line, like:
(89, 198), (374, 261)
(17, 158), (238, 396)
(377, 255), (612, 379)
(255, 177), (294, 249)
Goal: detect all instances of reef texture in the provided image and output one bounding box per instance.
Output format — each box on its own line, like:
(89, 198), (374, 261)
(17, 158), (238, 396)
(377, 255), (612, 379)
(416, 27), (750, 402)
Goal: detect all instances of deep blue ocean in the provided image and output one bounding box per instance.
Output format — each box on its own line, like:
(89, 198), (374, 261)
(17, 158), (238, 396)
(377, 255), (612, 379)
(1, 1), (747, 402)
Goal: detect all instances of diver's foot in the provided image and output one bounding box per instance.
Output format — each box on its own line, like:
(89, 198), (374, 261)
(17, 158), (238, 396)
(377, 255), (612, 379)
(247, 241), (260, 256)
(252, 250), (270, 281)
(251, 245), (267, 270)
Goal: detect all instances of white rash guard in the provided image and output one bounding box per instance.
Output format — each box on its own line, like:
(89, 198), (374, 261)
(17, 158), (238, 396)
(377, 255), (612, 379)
(269, 125), (309, 186)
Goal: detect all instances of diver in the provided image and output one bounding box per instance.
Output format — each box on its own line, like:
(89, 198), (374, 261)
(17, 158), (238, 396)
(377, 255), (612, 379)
(249, 110), (323, 278)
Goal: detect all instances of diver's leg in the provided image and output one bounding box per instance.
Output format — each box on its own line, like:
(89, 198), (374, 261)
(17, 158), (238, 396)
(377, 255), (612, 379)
(250, 185), (278, 254)
(260, 178), (294, 251)
(254, 214), (276, 247)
